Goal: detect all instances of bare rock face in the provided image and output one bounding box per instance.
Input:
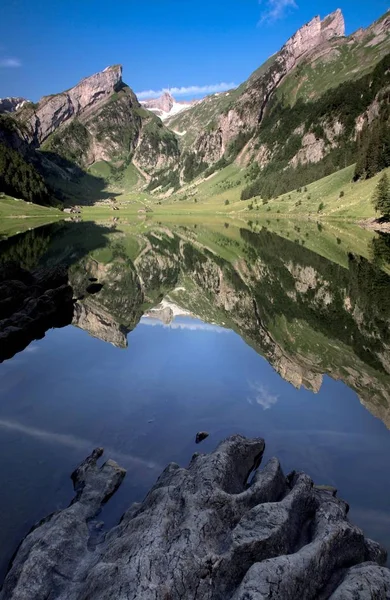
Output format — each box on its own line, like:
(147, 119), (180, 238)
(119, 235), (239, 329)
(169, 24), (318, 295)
(2, 435), (389, 600)
(290, 132), (326, 167)
(194, 10), (345, 164)
(142, 91), (175, 114)
(21, 65), (123, 146)
(0, 97), (27, 114)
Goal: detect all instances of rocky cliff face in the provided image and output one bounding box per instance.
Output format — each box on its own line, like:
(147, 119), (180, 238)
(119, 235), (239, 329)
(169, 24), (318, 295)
(72, 300), (128, 348)
(181, 11), (345, 165)
(18, 65), (123, 146)
(142, 91), (174, 114)
(0, 97), (27, 114)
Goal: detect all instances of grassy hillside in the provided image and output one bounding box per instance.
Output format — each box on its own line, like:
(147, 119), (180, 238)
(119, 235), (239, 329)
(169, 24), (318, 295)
(241, 165), (390, 220)
(76, 163), (389, 223)
(166, 89), (237, 147)
(0, 195), (63, 237)
(152, 163), (383, 220)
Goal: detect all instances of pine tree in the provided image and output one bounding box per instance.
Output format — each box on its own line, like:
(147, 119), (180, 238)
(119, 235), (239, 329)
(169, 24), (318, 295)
(373, 173), (390, 220)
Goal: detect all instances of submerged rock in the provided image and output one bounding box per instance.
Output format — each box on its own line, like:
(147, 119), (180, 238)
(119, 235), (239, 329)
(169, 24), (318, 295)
(0, 263), (74, 362)
(1, 435), (389, 599)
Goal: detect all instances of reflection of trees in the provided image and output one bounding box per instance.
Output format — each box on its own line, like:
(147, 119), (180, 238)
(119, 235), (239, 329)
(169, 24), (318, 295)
(0, 228), (51, 270)
(241, 228), (390, 374)
(0, 221), (113, 271)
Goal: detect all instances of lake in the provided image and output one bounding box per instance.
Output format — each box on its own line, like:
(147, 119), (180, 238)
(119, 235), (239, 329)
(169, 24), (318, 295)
(0, 216), (390, 580)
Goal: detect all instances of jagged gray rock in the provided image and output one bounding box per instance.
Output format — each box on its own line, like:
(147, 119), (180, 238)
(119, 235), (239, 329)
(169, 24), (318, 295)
(1, 435), (389, 599)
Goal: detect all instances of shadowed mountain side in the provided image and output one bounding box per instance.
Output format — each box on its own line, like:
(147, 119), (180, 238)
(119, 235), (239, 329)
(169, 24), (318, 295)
(0, 116), (113, 206)
(0, 221), (115, 361)
(38, 150), (114, 205)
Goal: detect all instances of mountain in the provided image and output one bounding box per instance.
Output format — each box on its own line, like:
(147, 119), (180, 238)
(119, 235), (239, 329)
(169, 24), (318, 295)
(0, 97), (28, 114)
(0, 65), (179, 205)
(140, 91), (195, 121)
(160, 9), (390, 198)
(0, 8), (389, 207)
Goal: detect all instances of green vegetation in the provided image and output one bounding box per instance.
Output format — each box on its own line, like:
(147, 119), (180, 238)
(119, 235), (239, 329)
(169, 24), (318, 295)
(372, 173), (390, 220)
(147, 168), (180, 193)
(141, 116), (179, 159)
(42, 119), (91, 167)
(182, 152), (208, 182)
(241, 54), (390, 201)
(354, 106), (390, 180)
(0, 195), (62, 237)
(238, 165), (390, 220)
(0, 143), (52, 205)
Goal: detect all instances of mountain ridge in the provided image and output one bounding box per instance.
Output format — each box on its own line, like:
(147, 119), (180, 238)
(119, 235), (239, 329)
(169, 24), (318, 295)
(0, 8), (389, 207)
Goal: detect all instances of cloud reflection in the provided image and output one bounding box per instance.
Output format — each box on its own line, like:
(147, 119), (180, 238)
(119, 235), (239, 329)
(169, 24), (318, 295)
(0, 419), (160, 471)
(247, 381), (279, 410)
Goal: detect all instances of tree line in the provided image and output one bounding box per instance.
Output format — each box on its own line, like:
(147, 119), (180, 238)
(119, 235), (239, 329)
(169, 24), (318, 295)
(240, 53), (390, 201)
(0, 142), (51, 205)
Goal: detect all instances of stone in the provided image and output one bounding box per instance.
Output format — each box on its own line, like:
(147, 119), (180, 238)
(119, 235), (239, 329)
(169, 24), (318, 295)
(196, 431), (209, 443)
(2, 435), (389, 600)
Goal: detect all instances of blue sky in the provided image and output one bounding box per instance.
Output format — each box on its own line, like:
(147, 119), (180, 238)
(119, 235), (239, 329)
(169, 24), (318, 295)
(0, 0), (388, 101)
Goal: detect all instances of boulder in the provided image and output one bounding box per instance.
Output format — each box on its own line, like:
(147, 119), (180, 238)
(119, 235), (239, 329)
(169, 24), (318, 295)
(2, 435), (389, 599)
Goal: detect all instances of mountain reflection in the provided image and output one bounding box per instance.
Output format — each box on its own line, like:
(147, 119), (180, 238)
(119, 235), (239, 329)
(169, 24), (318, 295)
(1, 218), (390, 427)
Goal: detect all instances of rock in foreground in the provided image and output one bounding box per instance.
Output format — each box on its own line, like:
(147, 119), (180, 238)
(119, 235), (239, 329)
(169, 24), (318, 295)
(2, 435), (390, 599)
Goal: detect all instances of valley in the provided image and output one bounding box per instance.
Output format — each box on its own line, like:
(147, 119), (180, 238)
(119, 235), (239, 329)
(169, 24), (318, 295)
(2, 4), (390, 598)
(0, 9), (389, 225)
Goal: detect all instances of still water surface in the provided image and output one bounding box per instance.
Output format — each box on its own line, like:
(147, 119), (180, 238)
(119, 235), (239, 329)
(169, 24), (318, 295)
(0, 218), (390, 579)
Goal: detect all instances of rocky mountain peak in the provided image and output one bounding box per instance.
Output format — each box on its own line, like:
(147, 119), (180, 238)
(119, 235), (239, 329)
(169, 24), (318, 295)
(283, 9), (344, 67)
(321, 9), (345, 40)
(159, 91), (175, 112)
(17, 64), (124, 146)
(0, 97), (28, 114)
(140, 90), (193, 121)
(141, 91), (174, 113)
